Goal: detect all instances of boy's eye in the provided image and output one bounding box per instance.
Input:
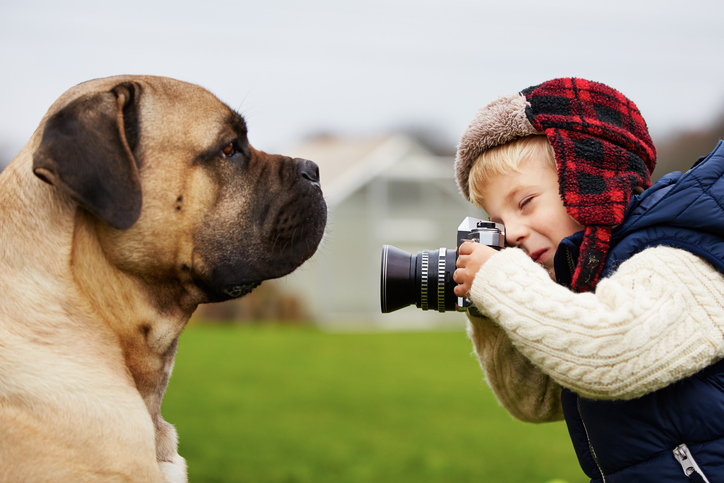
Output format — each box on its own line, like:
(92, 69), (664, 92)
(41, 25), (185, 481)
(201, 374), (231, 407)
(519, 196), (533, 210)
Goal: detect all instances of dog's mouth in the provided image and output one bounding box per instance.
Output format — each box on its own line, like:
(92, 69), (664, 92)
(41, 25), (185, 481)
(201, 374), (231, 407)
(222, 281), (262, 299)
(189, 266), (265, 302)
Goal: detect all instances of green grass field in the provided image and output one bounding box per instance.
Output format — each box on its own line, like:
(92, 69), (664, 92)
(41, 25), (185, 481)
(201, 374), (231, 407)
(162, 325), (588, 483)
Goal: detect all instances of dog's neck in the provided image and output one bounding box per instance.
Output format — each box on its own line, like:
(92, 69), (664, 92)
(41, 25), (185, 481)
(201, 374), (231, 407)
(0, 154), (76, 279)
(70, 213), (193, 421)
(0, 153), (193, 425)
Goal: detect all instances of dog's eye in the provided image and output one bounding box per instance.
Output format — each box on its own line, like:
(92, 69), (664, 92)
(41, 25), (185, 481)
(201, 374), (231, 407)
(222, 143), (236, 158)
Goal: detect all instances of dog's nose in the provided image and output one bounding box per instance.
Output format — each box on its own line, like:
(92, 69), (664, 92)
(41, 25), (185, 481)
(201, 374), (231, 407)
(298, 159), (320, 184)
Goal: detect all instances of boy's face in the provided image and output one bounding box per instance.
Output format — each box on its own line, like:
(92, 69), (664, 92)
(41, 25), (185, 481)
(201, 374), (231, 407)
(476, 155), (583, 279)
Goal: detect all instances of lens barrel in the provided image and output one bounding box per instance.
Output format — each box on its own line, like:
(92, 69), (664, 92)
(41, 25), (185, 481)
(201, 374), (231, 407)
(380, 245), (457, 313)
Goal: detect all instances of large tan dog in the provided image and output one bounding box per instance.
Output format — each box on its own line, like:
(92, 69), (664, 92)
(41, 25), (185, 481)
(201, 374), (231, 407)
(0, 75), (327, 482)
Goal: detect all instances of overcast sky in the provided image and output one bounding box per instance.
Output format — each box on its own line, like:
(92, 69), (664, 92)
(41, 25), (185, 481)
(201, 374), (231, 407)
(1, 0), (723, 161)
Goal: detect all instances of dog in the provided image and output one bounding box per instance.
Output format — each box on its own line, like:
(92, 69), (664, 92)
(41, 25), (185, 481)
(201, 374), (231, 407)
(0, 75), (327, 482)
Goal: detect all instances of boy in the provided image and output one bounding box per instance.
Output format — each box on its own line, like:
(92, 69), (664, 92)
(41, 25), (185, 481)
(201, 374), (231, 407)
(452, 77), (724, 482)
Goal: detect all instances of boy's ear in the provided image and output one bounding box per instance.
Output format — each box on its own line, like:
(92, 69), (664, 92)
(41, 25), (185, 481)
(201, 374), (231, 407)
(32, 83), (143, 230)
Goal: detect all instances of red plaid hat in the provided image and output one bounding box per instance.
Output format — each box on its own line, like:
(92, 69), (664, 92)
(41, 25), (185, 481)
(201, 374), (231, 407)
(455, 78), (656, 292)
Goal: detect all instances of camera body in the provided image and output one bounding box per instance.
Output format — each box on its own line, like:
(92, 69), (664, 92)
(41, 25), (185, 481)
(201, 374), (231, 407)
(380, 217), (505, 314)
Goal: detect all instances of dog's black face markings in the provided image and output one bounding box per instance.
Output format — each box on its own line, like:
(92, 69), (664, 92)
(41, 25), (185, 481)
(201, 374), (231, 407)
(190, 110), (327, 303)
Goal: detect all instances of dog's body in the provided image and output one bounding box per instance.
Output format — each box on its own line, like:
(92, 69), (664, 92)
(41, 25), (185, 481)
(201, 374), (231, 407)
(0, 76), (326, 482)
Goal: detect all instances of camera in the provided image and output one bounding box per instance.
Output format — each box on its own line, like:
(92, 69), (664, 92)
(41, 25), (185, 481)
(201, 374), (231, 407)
(380, 217), (505, 314)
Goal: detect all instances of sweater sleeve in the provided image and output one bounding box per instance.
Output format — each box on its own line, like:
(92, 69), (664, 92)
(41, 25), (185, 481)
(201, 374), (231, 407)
(466, 313), (564, 422)
(469, 245), (724, 400)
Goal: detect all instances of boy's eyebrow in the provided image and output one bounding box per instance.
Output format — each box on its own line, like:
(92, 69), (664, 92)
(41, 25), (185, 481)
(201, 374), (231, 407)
(504, 184), (529, 204)
(484, 182), (538, 223)
(504, 187), (521, 203)
(503, 183), (539, 209)
(484, 185), (523, 223)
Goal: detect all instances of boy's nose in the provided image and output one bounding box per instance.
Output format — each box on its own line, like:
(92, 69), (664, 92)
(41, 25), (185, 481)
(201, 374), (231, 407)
(504, 222), (528, 248)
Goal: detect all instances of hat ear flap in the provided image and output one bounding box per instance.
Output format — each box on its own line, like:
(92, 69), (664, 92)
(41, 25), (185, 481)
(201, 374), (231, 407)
(32, 82), (142, 230)
(571, 225), (611, 293)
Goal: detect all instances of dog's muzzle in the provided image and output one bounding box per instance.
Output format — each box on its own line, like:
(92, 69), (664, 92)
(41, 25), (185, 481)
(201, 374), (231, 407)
(195, 156), (327, 303)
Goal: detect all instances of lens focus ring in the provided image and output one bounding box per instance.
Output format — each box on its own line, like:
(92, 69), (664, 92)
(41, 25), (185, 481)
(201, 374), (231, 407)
(421, 250), (429, 310)
(438, 248), (446, 312)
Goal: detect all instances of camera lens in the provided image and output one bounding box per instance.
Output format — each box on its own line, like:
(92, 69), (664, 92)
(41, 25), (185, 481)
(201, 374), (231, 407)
(380, 245), (457, 313)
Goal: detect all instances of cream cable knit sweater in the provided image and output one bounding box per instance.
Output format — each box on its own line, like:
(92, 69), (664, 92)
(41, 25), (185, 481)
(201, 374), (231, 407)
(466, 245), (724, 423)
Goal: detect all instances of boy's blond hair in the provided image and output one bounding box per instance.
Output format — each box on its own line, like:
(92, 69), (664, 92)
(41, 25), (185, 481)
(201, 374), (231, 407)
(468, 135), (556, 208)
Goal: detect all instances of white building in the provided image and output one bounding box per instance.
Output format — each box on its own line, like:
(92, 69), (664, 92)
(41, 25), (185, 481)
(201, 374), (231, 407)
(275, 133), (486, 331)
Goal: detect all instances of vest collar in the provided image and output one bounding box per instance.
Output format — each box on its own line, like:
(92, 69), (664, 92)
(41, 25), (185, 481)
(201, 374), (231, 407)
(554, 231), (584, 289)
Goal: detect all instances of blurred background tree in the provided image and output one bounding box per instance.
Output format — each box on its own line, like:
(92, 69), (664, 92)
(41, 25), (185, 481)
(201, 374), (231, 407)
(193, 283), (311, 325)
(654, 111), (724, 180)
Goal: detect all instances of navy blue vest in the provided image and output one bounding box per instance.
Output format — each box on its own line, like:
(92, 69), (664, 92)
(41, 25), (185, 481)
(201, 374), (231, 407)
(553, 141), (724, 482)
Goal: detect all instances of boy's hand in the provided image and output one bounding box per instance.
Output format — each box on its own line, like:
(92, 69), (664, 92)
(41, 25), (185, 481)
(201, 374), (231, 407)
(454, 241), (498, 298)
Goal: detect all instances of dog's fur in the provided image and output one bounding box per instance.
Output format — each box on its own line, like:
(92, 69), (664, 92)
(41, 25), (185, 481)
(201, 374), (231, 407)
(0, 75), (327, 482)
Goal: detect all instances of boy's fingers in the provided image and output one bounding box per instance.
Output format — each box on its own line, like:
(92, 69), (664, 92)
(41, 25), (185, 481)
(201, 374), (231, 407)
(458, 241), (475, 255)
(453, 282), (468, 297)
(453, 267), (472, 297)
(456, 254), (476, 271)
(453, 268), (464, 283)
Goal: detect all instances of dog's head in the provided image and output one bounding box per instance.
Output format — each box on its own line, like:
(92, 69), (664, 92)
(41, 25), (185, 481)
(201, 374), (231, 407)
(31, 75), (327, 304)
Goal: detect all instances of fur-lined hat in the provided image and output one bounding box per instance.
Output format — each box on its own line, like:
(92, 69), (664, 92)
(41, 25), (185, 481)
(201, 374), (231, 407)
(455, 77), (656, 292)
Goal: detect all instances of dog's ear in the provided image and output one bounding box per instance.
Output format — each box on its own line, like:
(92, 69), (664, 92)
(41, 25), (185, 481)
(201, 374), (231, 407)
(33, 82), (143, 230)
